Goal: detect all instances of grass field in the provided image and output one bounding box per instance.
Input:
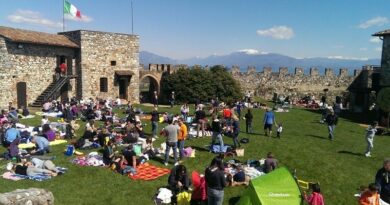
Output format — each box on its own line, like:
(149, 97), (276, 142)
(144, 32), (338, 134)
(0, 104), (388, 205)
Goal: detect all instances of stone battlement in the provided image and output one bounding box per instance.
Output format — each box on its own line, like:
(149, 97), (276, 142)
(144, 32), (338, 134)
(228, 65), (380, 103)
(229, 65), (377, 78)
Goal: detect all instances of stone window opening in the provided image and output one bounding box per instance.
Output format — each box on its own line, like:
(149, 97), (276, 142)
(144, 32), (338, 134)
(111, 61), (117, 66)
(100, 77), (108, 92)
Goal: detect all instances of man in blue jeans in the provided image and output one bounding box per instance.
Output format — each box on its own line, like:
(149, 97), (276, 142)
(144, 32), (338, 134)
(211, 115), (224, 152)
(163, 119), (180, 166)
(325, 109), (338, 141)
(263, 108), (276, 137)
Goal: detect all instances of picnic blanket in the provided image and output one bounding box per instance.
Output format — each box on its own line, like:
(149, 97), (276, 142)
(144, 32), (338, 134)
(20, 115), (35, 119)
(18, 139), (68, 149)
(71, 154), (105, 167)
(35, 111), (63, 117)
(129, 163), (170, 181)
(2, 167), (67, 181)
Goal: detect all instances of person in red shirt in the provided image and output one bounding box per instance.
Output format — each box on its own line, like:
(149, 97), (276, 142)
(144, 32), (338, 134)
(359, 183), (380, 205)
(60, 63), (67, 77)
(304, 183), (325, 205)
(222, 106), (232, 120)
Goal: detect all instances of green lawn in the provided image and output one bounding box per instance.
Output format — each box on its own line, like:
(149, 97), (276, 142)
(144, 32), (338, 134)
(0, 104), (387, 205)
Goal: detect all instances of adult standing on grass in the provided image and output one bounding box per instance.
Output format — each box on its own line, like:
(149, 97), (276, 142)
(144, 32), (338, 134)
(263, 108), (276, 137)
(205, 157), (226, 205)
(236, 101), (242, 119)
(195, 105), (206, 138)
(375, 159), (390, 203)
(180, 103), (189, 121)
(177, 118), (187, 160)
(365, 121), (378, 157)
(153, 91), (159, 107)
(150, 106), (159, 139)
(244, 109), (253, 134)
(211, 115), (224, 152)
(325, 109), (338, 141)
(169, 91), (175, 108)
(163, 118), (180, 166)
(232, 115), (241, 148)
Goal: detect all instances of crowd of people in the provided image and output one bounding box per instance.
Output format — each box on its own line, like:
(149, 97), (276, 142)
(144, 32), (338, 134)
(0, 93), (389, 205)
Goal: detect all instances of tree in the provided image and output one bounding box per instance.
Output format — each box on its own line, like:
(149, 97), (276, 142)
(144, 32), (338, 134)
(376, 87), (390, 132)
(160, 65), (242, 103)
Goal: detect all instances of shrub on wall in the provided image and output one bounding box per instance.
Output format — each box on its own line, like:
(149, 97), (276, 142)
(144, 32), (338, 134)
(160, 65), (242, 104)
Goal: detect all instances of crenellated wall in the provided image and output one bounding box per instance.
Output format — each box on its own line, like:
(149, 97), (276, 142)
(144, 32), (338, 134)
(230, 66), (360, 103)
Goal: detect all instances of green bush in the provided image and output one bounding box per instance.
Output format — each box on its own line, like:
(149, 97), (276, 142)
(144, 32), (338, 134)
(160, 65), (242, 103)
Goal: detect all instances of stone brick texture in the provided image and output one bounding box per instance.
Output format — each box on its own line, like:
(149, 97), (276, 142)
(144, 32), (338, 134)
(0, 37), (76, 108)
(63, 30), (140, 103)
(231, 66), (357, 103)
(0, 29), (141, 108)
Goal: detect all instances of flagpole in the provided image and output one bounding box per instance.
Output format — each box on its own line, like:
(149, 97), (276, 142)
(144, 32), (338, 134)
(63, 0), (65, 31)
(131, 0), (134, 35)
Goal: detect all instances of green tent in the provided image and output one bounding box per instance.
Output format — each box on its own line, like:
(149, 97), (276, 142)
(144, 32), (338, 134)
(237, 167), (303, 205)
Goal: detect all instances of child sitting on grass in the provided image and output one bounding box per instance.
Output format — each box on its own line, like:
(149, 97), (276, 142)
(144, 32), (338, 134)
(304, 183), (324, 205)
(359, 183), (380, 205)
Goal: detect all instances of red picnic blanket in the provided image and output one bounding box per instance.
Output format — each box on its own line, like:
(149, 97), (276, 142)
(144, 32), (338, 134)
(129, 163), (170, 181)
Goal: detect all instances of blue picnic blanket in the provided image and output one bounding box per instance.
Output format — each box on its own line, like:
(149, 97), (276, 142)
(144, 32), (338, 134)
(5, 167), (67, 181)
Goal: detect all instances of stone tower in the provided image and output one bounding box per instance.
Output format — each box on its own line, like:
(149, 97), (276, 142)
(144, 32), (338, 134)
(373, 30), (390, 87)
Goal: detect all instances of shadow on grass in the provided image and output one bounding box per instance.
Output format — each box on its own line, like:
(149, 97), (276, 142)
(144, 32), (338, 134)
(305, 134), (328, 140)
(304, 109), (377, 125)
(240, 131), (266, 137)
(191, 145), (211, 152)
(338, 150), (364, 156)
(150, 156), (166, 165)
(229, 196), (240, 205)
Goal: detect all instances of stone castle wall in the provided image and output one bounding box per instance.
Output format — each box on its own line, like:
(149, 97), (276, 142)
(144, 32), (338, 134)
(63, 30), (140, 103)
(231, 66), (359, 102)
(0, 37), (76, 108)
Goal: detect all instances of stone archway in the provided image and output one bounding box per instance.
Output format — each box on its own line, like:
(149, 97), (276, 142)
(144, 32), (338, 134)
(139, 75), (159, 103)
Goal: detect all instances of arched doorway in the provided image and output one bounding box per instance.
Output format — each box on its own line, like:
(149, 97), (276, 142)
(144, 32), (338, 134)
(139, 76), (159, 103)
(16, 82), (27, 108)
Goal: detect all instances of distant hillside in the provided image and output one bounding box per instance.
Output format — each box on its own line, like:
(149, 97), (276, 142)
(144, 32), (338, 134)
(139, 51), (176, 67)
(140, 51), (380, 73)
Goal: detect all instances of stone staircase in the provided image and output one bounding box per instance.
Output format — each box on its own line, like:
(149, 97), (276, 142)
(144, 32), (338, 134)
(30, 76), (71, 107)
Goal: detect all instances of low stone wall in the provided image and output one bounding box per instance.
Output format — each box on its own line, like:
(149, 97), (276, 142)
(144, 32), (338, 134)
(0, 188), (54, 205)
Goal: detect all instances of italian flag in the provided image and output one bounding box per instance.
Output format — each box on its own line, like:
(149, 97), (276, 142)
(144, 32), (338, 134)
(64, 1), (81, 18)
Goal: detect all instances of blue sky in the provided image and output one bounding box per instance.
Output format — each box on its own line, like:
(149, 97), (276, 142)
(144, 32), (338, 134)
(0, 0), (389, 60)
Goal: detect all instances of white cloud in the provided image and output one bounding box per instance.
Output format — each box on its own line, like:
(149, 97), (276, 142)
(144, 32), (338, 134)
(64, 14), (93, 23)
(369, 37), (382, 43)
(375, 47), (382, 52)
(359, 47), (368, 51)
(256, 26), (294, 40)
(238, 49), (268, 55)
(358, 17), (389, 29)
(327, 56), (368, 61)
(7, 9), (62, 28)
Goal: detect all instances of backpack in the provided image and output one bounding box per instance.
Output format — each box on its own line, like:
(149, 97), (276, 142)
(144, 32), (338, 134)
(65, 145), (74, 156)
